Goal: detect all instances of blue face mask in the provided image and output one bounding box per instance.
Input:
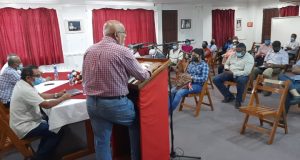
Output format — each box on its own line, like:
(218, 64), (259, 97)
(264, 40), (271, 46)
(173, 45), (178, 50)
(185, 42), (191, 46)
(33, 77), (45, 86)
(236, 51), (244, 58)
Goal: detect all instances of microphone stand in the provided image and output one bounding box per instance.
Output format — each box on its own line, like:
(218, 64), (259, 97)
(161, 41), (201, 160)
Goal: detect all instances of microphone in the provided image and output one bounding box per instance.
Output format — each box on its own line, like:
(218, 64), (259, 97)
(128, 43), (144, 50)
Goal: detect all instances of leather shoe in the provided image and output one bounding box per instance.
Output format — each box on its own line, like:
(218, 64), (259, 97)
(235, 101), (241, 109)
(222, 96), (235, 103)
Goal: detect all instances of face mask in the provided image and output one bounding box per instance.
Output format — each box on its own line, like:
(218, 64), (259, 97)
(149, 49), (156, 55)
(291, 37), (295, 42)
(236, 51), (245, 58)
(192, 56), (199, 62)
(173, 45), (178, 50)
(33, 77), (44, 86)
(185, 42), (191, 46)
(17, 64), (23, 70)
(232, 45), (237, 49)
(264, 40), (271, 46)
(273, 48), (280, 53)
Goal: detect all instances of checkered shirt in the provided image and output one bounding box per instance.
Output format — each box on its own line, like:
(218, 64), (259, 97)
(187, 60), (209, 85)
(0, 66), (21, 103)
(82, 36), (150, 97)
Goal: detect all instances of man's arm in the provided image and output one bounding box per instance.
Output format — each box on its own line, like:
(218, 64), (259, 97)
(39, 93), (71, 109)
(292, 65), (300, 74)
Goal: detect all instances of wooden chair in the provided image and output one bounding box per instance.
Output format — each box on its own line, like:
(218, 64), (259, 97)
(178, 80), (214, 117)
(0, 102), (37, 159)
(207, 57), (216, 76)
(239, 75), (289, 144)
(207, 74), (214, 89)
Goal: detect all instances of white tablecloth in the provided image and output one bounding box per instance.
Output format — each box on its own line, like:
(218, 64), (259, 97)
(35, 80), (89, 131)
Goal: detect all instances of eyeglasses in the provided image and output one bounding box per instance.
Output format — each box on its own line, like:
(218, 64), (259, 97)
(117, 31), (126, 35)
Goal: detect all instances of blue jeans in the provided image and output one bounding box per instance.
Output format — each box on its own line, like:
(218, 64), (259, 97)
(24, 121), (62, 160)
(213, 71), (249, 103)
(278, 74), (300, 113)
(169, 83), (202, 112)
(86, 96), (140, 160)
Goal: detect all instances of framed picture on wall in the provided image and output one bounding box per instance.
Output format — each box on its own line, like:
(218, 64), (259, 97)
(64, 20), (83, 33)
(181, 19), (191, 29)
(236, 18), (242, 31)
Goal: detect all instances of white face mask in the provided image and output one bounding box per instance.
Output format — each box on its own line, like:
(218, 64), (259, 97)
(149, 49), (156, 55)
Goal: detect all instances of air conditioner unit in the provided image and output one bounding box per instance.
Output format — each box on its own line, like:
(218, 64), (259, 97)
(279, 0), (300, 2)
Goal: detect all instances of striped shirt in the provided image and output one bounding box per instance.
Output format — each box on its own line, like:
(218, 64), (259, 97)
(187, 60), (209, 85)
(82, 36), (150, 97)
(0, 66), (21, 104)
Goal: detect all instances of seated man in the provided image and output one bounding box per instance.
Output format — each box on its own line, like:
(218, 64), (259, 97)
(213, 43), (254, 108)
(252, 41), (288, 94)
(217, 41), (239, 74)
(278, 60), (300, 114)
(202, 41), (212, 61)
(208, 39), (218, 54)
(0, 53), (19, 75)
(169, 48), (209, 112)
(0, 55), (22, 108)
(255, 39), (272, 66)
(33, 70), (52, 86)
(169, 44), (183, 65)
(148, 48), (165, 58)
(284, 33), (299, 60)
(222, 37), (232, 53)
(10, 65), (71, 160)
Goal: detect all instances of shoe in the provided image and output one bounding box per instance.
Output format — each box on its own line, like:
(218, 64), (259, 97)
(235, 101), (241, 109)
(222, 96), (235, 103)
(263, 91), (272, 97)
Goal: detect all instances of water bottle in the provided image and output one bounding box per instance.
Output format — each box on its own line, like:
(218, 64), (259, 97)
(68, 73), (74, 86)
(53, 65), (59, 80)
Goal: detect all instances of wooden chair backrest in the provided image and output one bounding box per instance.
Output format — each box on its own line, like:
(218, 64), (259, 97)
(248, 75), (290, 110)
(0, 102), (34, 158)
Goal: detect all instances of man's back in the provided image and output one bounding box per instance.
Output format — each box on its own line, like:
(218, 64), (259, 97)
(82, 36), (150, 97)
(0, 67), (20, 104)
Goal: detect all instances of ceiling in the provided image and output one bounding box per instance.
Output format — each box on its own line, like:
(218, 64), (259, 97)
(0, 0), (276, 5)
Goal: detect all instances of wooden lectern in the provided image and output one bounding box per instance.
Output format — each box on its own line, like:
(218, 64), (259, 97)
(112, 58), (170, 160)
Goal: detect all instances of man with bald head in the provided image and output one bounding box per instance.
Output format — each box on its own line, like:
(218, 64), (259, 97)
(82, 20), (158, 160)
(0, 55), (22, 108)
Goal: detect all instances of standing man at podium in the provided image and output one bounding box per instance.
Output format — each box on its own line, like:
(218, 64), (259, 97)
(82, 20), (158, 160)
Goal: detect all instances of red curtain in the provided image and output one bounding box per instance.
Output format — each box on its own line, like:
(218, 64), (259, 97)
(92, 8), (156, 55)
(0, 8), (64, 67)
(212, 9), (235, 48)
(280, 5), (299, 17)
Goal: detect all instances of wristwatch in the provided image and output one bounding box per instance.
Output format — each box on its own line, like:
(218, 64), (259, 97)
(54, 93), (58, 98)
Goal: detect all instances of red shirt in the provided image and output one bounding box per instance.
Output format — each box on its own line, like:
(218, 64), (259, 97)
(82, 36), (150, 97)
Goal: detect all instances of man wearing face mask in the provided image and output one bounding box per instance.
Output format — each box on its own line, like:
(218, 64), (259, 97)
(148, 47), (165, 59)
(10, 65), (71, 160)
(284, 33), (299, 59)
(181, 39), (193, 56)
(169, 48), (209, 112)
(252, 41), (288, 94)
(82, 20), (159, 160)
(0, 55), (22, 108)
(169, 44), (183, 64)
(255, 39), (272, 66)
(213, 43), (254, 109)
(217, 41), (239, 74)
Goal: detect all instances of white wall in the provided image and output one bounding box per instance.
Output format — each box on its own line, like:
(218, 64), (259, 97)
(1, 0), (299, 71)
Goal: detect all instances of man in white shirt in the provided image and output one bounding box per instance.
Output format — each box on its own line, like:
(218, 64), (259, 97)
(285, 33), (300, 59)
(10, 65), (71, 160)
(169, 44), (183, 64)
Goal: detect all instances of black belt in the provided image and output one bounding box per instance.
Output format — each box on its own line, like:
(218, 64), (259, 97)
(97, 95), (126, 99)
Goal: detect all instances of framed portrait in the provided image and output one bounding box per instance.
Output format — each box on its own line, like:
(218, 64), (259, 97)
(236, 18), (242, 31)
(64, 20), (83, 33)
(181, 19), (191, 29)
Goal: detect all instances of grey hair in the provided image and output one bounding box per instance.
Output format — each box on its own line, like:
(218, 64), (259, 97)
(8, 56), (20, 66)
